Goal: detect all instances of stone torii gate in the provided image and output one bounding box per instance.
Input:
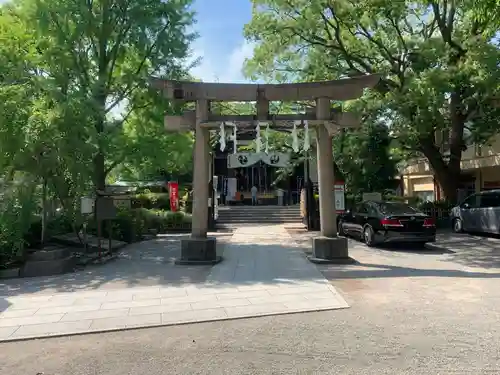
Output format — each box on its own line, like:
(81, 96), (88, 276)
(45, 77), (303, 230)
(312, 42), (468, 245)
(151, 75), (380, 264)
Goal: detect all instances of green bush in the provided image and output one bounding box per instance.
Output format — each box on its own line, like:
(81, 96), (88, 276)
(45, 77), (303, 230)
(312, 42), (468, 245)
(23, 212), (74, 248)
(112, 208), (148, 243)
(132, 190), (170, 210)
(0, 185), (37, 268)
(87, 208), (192, 243)
(180, 189), (192, 213)
(418, 199), (454, 211)
(144, 209), (192, 233)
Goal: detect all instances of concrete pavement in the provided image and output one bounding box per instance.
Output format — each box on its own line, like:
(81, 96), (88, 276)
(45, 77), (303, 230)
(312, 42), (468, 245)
(0, 225), (347, 341)
(3, 235), (500, 374)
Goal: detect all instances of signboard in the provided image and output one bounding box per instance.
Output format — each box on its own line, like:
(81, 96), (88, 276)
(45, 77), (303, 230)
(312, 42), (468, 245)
(80, 197), (94, 214)
(168, 181), (179, 212)
(113, 197), (131, 209)
(95, 197), (117, 221)
(334, 184), (345, 211)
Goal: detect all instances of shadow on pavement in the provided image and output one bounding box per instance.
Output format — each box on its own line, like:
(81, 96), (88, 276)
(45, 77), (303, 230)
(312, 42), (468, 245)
(430, 233), (500, 269)
(287, 226), (500, 270)
(286, 227), (500, 279)
(0, 297), (10, 313)
(319, 262), (500, 280)
(4, 228), (500, 301)
(0, 229), (330, 299)
(0, 233), (233, 298)
(373, 242), (454, 254)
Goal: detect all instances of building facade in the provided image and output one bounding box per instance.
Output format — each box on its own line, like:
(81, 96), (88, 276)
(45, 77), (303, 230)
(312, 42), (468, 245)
(402, 133), (500, 202)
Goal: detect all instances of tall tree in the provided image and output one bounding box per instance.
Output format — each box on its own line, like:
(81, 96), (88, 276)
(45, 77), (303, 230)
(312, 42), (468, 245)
(108, 93), (194, 182)
(244, 0), (500, 202)
(334, 124), (399, 197)
(17, 0), (196, 191)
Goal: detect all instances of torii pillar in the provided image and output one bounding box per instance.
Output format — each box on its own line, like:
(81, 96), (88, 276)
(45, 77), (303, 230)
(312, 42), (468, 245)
(176, 99), (221, 265)
(308, 97), (352, 264)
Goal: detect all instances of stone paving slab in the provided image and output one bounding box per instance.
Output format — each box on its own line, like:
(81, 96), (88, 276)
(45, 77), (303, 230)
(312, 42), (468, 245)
(0, 225), (348, 341)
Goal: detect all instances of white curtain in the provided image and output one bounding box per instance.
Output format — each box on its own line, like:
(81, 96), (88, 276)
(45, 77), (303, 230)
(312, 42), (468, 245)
(227, 153), (262, 168)
(261, 152), (290, 168)
(227, 152), (291, 168)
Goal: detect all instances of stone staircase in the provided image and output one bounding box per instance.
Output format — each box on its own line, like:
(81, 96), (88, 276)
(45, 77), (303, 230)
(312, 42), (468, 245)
(216, 205), (303, 227)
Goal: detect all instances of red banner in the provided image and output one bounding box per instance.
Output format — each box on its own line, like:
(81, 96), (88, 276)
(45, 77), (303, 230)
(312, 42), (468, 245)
(168, 181), (179, 212)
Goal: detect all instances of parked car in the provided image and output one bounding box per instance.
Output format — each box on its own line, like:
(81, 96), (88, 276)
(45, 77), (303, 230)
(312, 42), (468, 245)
(338, 201), (436, 246)
(450, 190), (500, 234)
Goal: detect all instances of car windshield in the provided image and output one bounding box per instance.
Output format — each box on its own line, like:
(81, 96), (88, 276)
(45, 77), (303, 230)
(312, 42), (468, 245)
(377, 202), (419, 215)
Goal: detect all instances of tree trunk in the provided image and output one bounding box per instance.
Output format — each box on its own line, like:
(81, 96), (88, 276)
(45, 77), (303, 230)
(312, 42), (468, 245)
(93, 91), (107, 192)
(419, 138), (461, 204)
(433, 165), (459, 204)
(93, 151), (106, 191)
(41, 177), (47, 247)
(419, 93), (466, 204)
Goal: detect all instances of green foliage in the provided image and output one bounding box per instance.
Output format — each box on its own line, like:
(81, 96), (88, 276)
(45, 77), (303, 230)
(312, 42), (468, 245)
(108, 93), (194, 182)
(244, 0), (500, 202)
(145, 209), (192, 233)
(0, 181), (37, 268)
(180, 189), (193, 213)
(418, 199), (455, 211)
(112, 208), (148, 243)
(0, 0), (196, 194)
(87, 207), (192, 243)
(334, 123), (399, 197)
(132, 191), (171, 210)
(0, 0), (197, 263)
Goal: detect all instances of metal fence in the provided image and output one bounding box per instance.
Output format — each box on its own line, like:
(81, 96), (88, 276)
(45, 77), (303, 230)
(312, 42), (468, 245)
(419, 206), (451, 228)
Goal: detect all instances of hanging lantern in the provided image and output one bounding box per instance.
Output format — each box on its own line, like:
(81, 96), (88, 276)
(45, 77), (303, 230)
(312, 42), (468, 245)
(303, 120), (310, 151)
(292, 121), (300, 153)
(255, 121), (263, 153)
(219, 122), (226, 152)
(265, 123), (270, 154)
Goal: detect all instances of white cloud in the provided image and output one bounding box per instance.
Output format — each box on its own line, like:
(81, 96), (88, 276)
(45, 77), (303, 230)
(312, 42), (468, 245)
(190, 39), (255, 83)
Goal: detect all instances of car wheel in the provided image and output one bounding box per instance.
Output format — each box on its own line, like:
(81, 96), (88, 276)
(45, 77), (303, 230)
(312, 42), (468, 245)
(338, 220), (346, 236)
(363, 225), (375, 247)
(453, 218), (463, 233)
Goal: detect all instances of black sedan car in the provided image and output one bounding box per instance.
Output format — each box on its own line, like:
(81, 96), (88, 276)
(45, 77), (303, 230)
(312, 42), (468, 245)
(338, 201), (436, 246)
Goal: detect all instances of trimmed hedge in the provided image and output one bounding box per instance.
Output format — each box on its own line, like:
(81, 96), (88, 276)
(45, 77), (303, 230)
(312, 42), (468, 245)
(88, 208), (192, 243)
(131, 192), (170, 210)
(131, 190), (193, 214)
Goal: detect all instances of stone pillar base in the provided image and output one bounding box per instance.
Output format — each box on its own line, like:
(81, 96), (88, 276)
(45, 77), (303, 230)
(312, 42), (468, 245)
(175, 236), (222, 265)
(308, 236), (357, 264)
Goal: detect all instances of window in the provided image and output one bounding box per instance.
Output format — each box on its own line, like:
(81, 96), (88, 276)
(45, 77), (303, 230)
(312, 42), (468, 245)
(415, 191), (435, 202)
(479, 193), (500, 208)
(364, 202), (379, 215)
(356, 203), (368, 214)
(461, 194), (480, 208)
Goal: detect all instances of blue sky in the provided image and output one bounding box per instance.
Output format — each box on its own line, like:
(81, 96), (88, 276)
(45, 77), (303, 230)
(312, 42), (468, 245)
(189, 0), (254, 83)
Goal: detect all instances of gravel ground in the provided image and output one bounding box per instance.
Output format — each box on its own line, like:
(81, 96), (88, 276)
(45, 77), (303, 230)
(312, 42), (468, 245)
(1, 230), (500, 375)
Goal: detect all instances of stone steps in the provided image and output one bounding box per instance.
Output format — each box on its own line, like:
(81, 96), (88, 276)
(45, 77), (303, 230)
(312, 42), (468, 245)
(217, 205), (302, 225)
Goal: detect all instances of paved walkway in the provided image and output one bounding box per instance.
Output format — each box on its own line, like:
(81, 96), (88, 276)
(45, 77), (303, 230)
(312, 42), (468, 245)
(0, 225), (347, 341)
